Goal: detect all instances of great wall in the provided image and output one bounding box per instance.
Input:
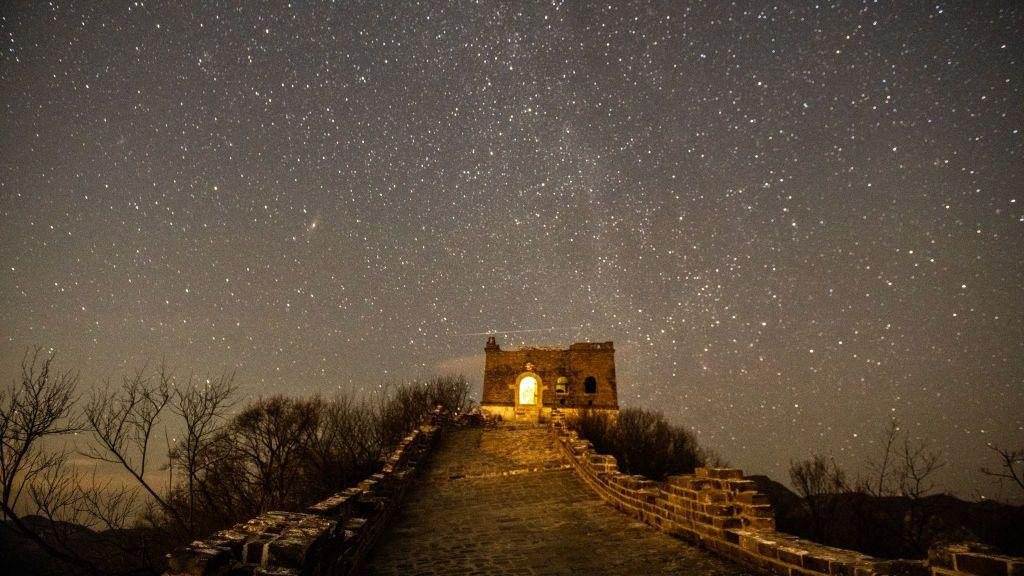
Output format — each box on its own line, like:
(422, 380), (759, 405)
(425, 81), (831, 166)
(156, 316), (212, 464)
(164, 410), (1023, 576)
(165, 339), (1023, 575)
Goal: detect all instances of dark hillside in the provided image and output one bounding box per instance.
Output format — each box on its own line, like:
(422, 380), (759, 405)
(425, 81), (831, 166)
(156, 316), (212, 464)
(750, 483), (1024, 558)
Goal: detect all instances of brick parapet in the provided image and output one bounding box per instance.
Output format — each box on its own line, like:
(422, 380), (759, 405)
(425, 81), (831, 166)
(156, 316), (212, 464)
(549, 409), (1023, 576)
(164, 406), (449, 576)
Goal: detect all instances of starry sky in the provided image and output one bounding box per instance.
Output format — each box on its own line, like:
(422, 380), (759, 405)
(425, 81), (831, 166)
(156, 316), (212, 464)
(1, 2), (1021, 498)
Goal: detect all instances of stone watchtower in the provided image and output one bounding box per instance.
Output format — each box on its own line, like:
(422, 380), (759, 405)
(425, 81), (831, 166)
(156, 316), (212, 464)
(481, 336), (619, 421)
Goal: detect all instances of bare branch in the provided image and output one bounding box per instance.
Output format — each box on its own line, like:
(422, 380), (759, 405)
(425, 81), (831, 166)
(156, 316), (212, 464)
(980, 444), (1024, 494)
(0, 348), (79, 520)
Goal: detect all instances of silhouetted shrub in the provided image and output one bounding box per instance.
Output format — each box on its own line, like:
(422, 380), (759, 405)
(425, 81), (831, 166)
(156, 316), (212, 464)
(777, 422), (1024, 558)
(373, 375), (471, 452)
(163, 375), (472, 534)
(788, 455), (847, 542)
(3, 364), (472, 575)
(569, 407), (708, 480)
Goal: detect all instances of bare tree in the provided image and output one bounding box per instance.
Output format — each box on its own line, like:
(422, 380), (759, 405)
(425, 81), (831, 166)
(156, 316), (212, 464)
(0, 349), (79, 519)
(304, 395), (381, 489)
(82, 365), (236, 539)
(861, 420), (946, 500)
(82, 365), (184, 533)
(26, 458), (166, 575)
(789, 454), (847, 541)
(168, 372), (236, 537)
(896, 435), (946, 552)
(26, 458), (86, 527)
(160, 376), (468, 531)
(980, 444), (1024, 496)
(5, 357), (470, 573)
(866, 419), (900, 496)
(857, 419), (947, 554)
(0, 349), (99, 571)
(72, 470), (140, 534)
(229, 395), (319, 512)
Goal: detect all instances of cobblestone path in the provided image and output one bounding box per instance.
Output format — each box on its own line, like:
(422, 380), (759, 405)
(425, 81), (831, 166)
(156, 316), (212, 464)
(363, 423), (752, 575)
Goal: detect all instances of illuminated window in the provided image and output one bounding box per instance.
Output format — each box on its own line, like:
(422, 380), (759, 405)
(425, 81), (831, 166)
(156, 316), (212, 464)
(519, 375), (538, 405)
(584, 376), (597, 394)
(555, 376), (568, 395)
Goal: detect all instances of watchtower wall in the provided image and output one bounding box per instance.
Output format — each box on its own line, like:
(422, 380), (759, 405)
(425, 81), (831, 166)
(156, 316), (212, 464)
(482, 337), (618, 419)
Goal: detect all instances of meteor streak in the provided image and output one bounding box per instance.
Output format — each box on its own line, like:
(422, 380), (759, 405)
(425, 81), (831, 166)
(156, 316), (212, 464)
(455, 326), (584, 337)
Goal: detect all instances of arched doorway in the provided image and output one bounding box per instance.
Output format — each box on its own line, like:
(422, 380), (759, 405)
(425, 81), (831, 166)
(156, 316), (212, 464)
(519, 375), (538, 405)
(514, 370), (542, 420)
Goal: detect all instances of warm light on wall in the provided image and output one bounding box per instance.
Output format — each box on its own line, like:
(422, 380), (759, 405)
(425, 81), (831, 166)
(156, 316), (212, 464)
(519, 375), (538, 405)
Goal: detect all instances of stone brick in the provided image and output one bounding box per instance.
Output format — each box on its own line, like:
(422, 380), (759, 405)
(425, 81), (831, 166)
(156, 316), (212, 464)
(777, 545), (808, 567)
(698, 490), (729, 503)
(744, 504), (775, 518)
(725, 479), (758, 492)
(666, 474), (697, 488)
(698, 467), (744, 480)
(307, 488), (359, 517)
(738, 532), (765, 555)
(713, 516), (743, 530)
(242, 533), (274, 565)
(870, 559), (929, 576)
(690, 478), (716, 491)
(744, 516), (776, 530)
(208, 528), (249, 556)
(708, 503), (738, 517)
(481, 339), (619, 414)
(736, 490), (771, 505)
(253, 567), (299, 576)
(264, 515), (336, 568)
(166, 544), (231, 576)
(931, 544), (986, 570)
(756, 539), (780, 560)
(956, 553), (1010, 576)
(803, 552), (834, 574)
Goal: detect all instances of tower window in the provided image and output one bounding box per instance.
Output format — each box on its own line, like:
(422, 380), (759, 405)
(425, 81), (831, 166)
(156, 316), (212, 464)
(584, 376), (597, 395)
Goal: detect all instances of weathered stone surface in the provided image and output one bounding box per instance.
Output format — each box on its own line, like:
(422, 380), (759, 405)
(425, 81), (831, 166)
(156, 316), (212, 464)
(264, 514), (335, 568)
(697, 467), (745, 480)
(955, 553), (1011, 576)
(552, 409), (1023, 576)
(166, 543), (231, 576)
(364, 423), (751, 575)
(164, 408), (446, 576)
(253, 567), (299, 576)
(167, 406), (1024, 576)
(482, 337), (619, 416)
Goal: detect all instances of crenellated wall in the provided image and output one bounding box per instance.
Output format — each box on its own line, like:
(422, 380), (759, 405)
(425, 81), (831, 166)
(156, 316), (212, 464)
(161, 405), (1023, 576)
(549, 410), (1024, 576)
(163, 407), (448, 576)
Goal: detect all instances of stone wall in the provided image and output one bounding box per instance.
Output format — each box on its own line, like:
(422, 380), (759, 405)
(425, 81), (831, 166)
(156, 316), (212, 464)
(163, 407), (448, 576)
(482, 338), (619, 411)
(550, 410), (1024, 576)
(929, 543), (1024, 576)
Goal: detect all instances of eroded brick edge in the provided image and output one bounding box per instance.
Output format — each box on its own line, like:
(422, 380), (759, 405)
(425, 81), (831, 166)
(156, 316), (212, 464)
(163, 406), (449, 576)
(549, 409), (1022, 576)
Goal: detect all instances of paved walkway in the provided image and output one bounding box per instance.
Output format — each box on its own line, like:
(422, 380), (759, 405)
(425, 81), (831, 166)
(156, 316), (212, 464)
(363, 423), (752, 575)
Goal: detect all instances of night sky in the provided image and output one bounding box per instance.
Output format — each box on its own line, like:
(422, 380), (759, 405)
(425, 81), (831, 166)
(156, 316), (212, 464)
(1, 2), (1021, 498)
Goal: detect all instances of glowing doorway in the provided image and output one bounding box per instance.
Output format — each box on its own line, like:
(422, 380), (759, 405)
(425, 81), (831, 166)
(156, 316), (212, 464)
(518, 375), (538, 405)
